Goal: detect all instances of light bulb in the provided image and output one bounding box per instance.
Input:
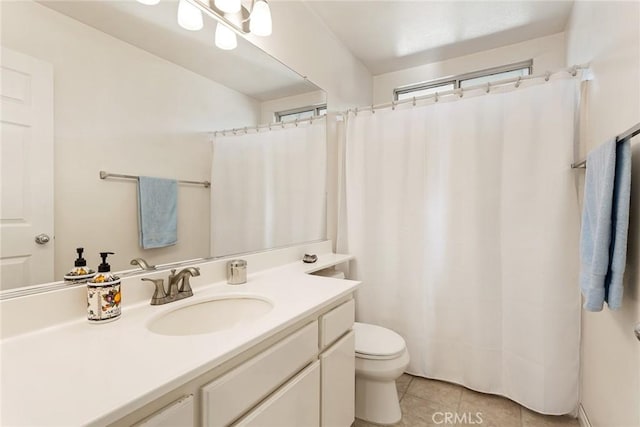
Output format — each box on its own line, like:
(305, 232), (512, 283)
(177, 0), (203, 31)
(215, 23), (237, 50)
(214, 0), (241, 14)
(250, 0), (272, 36)
(136, 0), (160, 5)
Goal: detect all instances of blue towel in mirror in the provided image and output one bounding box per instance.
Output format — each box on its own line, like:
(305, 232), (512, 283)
(138, 176), (178, 249)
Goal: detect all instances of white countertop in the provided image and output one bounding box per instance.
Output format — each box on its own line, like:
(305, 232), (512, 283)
(0, 254), (359, 426)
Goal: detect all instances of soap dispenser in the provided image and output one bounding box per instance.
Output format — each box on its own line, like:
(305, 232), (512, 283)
(63, 247), (96, 283)
(87, 252), (121, 323)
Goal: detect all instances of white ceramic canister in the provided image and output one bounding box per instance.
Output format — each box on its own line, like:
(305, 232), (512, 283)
(87, 276), (122, 323)
(87, 252), (121, 323)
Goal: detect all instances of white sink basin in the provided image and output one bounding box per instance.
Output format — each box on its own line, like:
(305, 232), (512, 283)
(148, 296), (273, 336)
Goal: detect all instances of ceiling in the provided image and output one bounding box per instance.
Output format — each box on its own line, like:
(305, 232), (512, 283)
(305, 0), (574, 75)
(39, 0), (318, 101)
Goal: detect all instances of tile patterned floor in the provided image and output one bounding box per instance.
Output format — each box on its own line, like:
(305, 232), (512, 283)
(355, 374), (580, 427)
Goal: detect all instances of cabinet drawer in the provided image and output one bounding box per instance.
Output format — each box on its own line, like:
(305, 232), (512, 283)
(234, 361), (320, 427)
(202, 321), (318, 427)
(319, 299), (354, 349)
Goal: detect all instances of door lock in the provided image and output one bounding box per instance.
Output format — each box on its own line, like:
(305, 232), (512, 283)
(35, 233), (51, 245)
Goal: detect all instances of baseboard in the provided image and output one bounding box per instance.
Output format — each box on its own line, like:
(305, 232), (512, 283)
(578, 404), (592, 427)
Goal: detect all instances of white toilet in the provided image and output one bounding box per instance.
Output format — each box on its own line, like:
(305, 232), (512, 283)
(354, 322), (410, 425)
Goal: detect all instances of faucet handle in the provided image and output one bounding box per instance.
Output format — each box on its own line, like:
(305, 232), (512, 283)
(178, 273), (195, 297)
(141, 278), (167, 305)
(131, 258), (156, 271)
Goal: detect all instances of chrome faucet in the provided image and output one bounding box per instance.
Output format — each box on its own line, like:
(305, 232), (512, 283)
(130, 257), (156, 271)
(141, 266), (199, 305)
(167, 267), (199, 299)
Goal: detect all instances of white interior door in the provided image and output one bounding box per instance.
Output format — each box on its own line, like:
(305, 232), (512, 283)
(0, 47), (54, 290)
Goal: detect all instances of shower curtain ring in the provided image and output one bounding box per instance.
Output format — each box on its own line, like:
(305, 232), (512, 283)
(515, 76), (522, 88)
(412, 97), (416, 106)
(486, 83), (491, 93)
(435, 92), (439, 103)
(571, 67), (578, 77)
(295, 118), (299, 127)
(281, 121), (285, 128)
(355, 107), (359, 116)
(371, 104), (375, 114)
(244, 127), (248, 134)
(545, 71), (551, 82)
(459, 89), (464, 98)
(392, 101), (396, 110)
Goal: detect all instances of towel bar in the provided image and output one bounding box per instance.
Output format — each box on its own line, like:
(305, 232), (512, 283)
(572, 122), (639, 169)
(99, 171), (210, 188)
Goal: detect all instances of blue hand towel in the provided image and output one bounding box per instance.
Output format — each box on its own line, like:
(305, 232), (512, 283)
(579, 140), (616, 311)
(604, 139), (631, 309)
(138, 176), (178, 249)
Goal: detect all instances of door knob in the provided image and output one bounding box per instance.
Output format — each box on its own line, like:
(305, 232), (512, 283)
(35, 233), (51, 245)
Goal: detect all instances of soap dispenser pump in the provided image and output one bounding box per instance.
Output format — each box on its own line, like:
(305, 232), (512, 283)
(87, 252), (122, 323)
(63, 247), (96, 283)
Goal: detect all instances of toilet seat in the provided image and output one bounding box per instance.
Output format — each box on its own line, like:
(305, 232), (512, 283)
(354, 322), (406, 360)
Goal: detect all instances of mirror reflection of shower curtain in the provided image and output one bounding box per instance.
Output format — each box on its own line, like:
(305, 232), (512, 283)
(337, 78), (581, 414)
(211, 121), (326, 257)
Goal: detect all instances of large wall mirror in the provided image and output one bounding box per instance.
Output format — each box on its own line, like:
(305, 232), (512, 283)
(0, 0), (327, 295)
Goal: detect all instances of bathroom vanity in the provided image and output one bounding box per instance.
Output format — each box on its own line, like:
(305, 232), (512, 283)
(129, 298), (355, 427)
(0, 243), (359, 426)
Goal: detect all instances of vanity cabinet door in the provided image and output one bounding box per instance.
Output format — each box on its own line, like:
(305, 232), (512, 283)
(233, 361), (320, 427)
(134, 395), (194, 427)
(320, 330), (355, 427)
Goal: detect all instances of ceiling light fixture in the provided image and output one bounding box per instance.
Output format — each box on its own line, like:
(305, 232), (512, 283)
(214, 0), (241, 14)
(138, 0), (272, 50)
(215, 23), (238, 50)
(177, 0), (204, 31)
(249, 0), (272, 36)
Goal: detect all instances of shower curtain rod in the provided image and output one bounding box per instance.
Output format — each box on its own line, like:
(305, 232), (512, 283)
(338, 64), (590, 117)
(211, 114), (325, 137)
(571, 122), (640, 169)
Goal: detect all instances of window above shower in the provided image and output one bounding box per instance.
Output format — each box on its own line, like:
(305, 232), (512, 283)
(275, 104), (328, 122)
(394, 60), (532, 101)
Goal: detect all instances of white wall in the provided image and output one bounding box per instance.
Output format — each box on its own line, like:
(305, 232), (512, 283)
(373, 32), (566, 104)
(246, 1), (372, 111)
(565, 2), (640, 427)
(1, 1), (261, 277)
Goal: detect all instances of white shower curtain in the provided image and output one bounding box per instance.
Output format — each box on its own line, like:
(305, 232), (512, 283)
(338, 78), (581, 414)
(211, 120), (326, 257)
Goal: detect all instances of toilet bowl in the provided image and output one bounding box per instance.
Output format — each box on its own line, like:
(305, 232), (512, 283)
(354, 322), (410, 425)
